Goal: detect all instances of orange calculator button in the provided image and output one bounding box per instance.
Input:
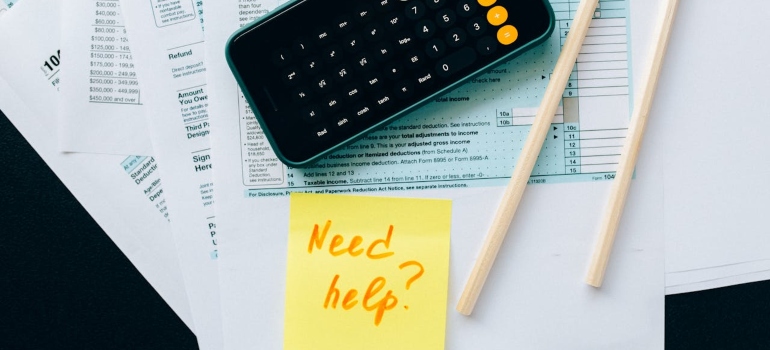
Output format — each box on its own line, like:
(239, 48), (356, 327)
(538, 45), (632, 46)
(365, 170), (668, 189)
(497, 25), (519, 45)
(477, 0), (496, 7)
(486, 6), (508, 26)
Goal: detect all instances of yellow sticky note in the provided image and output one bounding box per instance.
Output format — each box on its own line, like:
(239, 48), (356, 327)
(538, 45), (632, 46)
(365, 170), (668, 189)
(285, 193), (452, 350)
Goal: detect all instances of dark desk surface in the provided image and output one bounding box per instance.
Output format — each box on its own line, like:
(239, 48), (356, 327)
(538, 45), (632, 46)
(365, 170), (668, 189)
(2, 111), (769, 349)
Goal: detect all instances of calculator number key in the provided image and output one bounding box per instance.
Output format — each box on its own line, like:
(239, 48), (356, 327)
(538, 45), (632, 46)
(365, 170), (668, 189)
(436, 9), (457, 29)
(425, 39), (447, 59)
(467, 17), (488, 36)
(436, 47), (477, 78)
(405, 1), (427, 20)
(415, 20), (437, 39)
(446, 28), (467, 48)
(457, 0), (478, 17)
(426, 0), (446, 10)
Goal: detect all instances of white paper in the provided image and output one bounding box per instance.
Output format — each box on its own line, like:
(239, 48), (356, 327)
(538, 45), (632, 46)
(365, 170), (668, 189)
(118, 1), (221, 349)
(0, 0), (192, 330)
(648, 0), (770, 294)
(58, 0), (154, 155)
(205, 0), (663, 348)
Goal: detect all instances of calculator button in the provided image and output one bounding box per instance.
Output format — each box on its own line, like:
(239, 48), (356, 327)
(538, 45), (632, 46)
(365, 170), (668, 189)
(364, 23), (385, 42)
(313, 76), (333, 93)
(282, 68), (302, 86)
(497, 25), (519, 45)
(446, 28), (467, 48)
(425, 0), (446, 10)
(477, 0), (496, 7)
(324, 45), (344, 64)
(467, 17), (488, 36)
(344, 35), (364, 53)
(477, 36), (498, 55)
(394, 81), (415, 99)
(302, 57), (324, 75)
(425, 38), (446, 59)
(334, 115), (353, 130)
(363, 72), (384, 90)
(354, 53), (376, 71)
(415, 69), (435, 87)
(436, 47), (477, 78)
(292, 87), (313, 104)
(415, 20), (437, 39)
(394, 32), (416, 50)
(384, 13), (405, 32)
(272, 49), (292, 66)
(486, 6), (508, 26)
(315, 27), (333, 45)
(373, 93), (394, 110)
(405, 50), (426, 69)
(384, 62), (404, 80)
(355, 5), (375, 23)
(343, 84), (363, 101)
(293, 38), (313, 56)
(353, 102), (374, 119)
(457, 0), (478, 17)
(312, 124), (333, 142)
(323, 94), (342, 113)
(334, 15), (353, 33)
(373, 42), (395, 62)
(376, 0), (394, 13)
(332, 65), (352, 82)
(301, 104), (323, 123)
(436, 9), (457, 29)
(405, 1), (426, 20)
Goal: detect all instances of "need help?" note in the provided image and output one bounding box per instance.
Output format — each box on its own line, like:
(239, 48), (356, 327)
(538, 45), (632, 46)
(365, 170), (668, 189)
(285, 193), (452, 350)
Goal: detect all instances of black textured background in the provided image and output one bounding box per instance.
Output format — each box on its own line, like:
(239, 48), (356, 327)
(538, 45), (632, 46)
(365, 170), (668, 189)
(1, 110), (769, 350)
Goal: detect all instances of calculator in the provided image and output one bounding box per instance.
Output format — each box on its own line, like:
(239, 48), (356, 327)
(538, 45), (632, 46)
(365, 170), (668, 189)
(226, 0), (555, 167)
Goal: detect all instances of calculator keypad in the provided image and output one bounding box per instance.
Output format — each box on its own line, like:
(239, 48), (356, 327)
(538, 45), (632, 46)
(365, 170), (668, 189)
(228, 0), (553, 165)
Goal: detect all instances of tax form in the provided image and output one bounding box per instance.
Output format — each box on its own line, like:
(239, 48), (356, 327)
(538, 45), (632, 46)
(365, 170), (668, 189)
(58, 0), (154, 156)
(224, 1), (632, 194)
(118, 1), (220, 349)
(0, 0), (192, 330)
(205, 0), (663, 347)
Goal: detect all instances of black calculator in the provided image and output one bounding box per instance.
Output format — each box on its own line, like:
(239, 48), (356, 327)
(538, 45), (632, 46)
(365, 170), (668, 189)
(226, 0), (555, 167)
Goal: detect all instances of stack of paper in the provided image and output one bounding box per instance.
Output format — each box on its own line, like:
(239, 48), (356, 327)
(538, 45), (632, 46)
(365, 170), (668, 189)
(0, 0), (767, 348)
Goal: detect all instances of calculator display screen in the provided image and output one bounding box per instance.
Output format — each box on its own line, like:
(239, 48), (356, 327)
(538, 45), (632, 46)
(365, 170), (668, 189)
(229, 0), (554, 165)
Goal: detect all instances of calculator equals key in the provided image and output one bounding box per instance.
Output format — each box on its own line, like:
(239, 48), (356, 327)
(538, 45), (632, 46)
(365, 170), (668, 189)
(228, 0), (555, 166)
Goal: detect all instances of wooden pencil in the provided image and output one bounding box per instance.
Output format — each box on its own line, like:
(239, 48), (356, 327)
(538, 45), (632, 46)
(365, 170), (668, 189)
(456, 0), (601, 316)
(585, 0), (681, 287)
